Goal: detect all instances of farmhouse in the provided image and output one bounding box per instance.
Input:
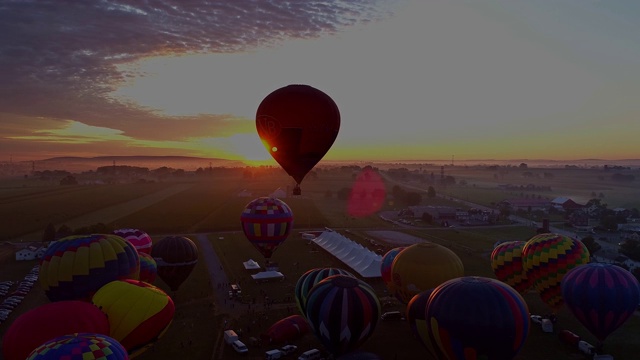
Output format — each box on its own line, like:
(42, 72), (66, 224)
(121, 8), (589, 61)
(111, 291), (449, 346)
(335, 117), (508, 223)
(551, 197), (584, 212)
(498, 198), (550, 212)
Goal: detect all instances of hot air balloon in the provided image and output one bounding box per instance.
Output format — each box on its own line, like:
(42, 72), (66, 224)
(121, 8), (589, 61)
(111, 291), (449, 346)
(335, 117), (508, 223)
(406, 289), (444, 359)
(151, 235), (198, 291)
(347, 168), (386, 218)
(262, 315), (311, 345)
(522, 233), (590, 312)
(561, 263), (640, 346)
(490, 240), (531, 294)
(26, 333), (128, 360)
(113, 228), (153, 254)
(138, 252), (157, 283)
(390, 242), (464, 304)
(240, 197), (293, 262)
(2, 301), (110, 360)
(92, 279), (175, 357)
(294, 267), (355, 316)
(425, 276), (531, 360)
(256, 84), (340, 195)
(305, 275), (380, 357)
(380, 247), (405, 292)
(39, 234), (140, 302)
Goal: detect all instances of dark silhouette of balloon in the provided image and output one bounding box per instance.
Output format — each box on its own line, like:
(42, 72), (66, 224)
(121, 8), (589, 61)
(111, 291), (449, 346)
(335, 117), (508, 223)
(390, 242), (464, 304)
(92, 279), (175, 357)
(26, 333), (128, 360)
(256, 84), (340, 194)
(2, 301), (110, 360)
(406, 289), (444, 359)
(241, 197), (293, 260)
(113, 228), (153, 254)
(138, 252), (157, 283)
(522, 233), (590, 312)
(426, 276), (531, 360)
(262, 315), (311, 345)
(561, 263), (640, 345)
(380, 247), (405, 293)
(295, 267), (355, 316)
(151, 235), (198, 291)
(305, 275), (380, 357)
(39, 234), (140, 301)
(490, 240), (531, 294)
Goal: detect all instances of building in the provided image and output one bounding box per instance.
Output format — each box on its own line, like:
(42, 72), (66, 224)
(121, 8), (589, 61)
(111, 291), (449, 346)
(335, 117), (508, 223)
(498, 198), (550, 212)
(551, 197), (584, 212)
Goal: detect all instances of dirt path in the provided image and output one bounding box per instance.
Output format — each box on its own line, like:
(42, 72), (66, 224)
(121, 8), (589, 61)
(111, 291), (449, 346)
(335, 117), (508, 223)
(20, 183), (194, 241)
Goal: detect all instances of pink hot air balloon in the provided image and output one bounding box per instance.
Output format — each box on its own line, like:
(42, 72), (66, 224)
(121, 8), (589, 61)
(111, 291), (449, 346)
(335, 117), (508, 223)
(113, 228), (153, 254)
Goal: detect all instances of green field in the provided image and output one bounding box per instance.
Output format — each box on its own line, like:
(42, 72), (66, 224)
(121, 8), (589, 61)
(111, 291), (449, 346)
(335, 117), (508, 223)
(0, 167), (639, 360)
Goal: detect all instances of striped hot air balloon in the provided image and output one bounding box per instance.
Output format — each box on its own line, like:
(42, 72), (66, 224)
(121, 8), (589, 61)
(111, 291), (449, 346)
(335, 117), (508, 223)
(426, 276), (530, 360)
(92, 279), (175, 358)
(522, 233), (590, 312)
(240, 197), (293, 260)
(27, 333), (128, 360)
(562, 263), (640, 344)
(490, 241), (531, 294)
(294, 267), (355, 316)
(406, 289), (444, 359)
(39, 234), (140, 302)
(113, 228), (153, 254)
(305, 275), (380, 357)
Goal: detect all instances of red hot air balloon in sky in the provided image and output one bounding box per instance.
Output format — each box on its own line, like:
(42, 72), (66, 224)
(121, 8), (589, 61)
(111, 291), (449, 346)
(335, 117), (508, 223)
(256, 84), (340, 195)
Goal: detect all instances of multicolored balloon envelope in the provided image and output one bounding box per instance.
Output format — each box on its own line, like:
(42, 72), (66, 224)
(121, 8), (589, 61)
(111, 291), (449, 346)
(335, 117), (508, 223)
(426, 277), (530, 360)
(562, 263), (640, 343)
(138, 252), (158, 283)
(305, 275), (380, 357)
(26, 333), (128, 360)
(256, 84), (340, 194)
(39, 234), (140, 302)
(113, 228), (153, 254)
(240, 197), (293, 260)
(522, 233), (590, 311)
(262, 315), (311, 345)
(390, 242), (464, 304)
(406, 289), (444, 359)
(151, 235), (198, 291)
(380, 247), (405, 293)
(2, 301), (110, 360)
(92, 279), (175, 358)
(490, 241), (530, 294)
(294, 267), (355, 316)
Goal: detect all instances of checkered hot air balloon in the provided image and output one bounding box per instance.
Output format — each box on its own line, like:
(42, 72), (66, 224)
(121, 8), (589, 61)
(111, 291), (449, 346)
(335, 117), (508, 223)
(490, 241), (531, 294)
(27, 333), (128, 360)
(305, 274), (380, 357)
(240, 197), (293, 260)
(522, 233), (590, 312)
(39, 234), (140, 302)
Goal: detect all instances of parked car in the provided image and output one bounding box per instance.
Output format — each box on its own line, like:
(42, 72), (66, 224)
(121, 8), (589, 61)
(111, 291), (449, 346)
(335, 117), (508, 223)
(280, 345), (298, 355)
(381, 311), (405, 321)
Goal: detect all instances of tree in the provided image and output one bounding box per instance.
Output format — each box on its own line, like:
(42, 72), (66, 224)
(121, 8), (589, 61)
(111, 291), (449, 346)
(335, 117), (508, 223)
(59, 175), (78, 185)
(405, 191), (422, 206)
(427, 186), (436, 199)
(421, 211), (433, 224)
(42, 222), (56, 242)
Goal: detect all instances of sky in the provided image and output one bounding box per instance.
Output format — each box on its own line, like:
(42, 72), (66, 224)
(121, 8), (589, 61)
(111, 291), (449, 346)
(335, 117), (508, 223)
(2, 0), (640, 164)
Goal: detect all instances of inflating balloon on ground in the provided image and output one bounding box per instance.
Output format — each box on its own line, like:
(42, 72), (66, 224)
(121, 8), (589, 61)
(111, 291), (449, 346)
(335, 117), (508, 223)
(26, 333), (128, 360)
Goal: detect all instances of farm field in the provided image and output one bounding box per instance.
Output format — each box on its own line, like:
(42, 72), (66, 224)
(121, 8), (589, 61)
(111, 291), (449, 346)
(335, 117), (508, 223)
(0, 166), (638, 360)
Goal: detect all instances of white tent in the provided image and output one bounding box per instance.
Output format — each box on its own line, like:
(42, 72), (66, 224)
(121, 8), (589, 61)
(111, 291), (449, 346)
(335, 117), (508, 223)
(243, 259), (261, 270)
(251, 271), (284, 281)
(311, 230), (382, 278)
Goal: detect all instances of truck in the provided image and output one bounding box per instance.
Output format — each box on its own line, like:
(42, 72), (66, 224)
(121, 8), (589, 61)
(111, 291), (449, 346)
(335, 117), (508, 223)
(224, 329), (239, 345)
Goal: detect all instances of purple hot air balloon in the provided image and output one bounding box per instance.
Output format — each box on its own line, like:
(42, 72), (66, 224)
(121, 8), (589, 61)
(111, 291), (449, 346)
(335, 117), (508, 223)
(26, 333), (128, 360)
(294, 267), (355, 316)
(426, 276), (530, 360)
(240, 197), (293, 260)
(113, 228), (153, 255)
(305, 275), (381, 357)
(561, 263), (640, 345)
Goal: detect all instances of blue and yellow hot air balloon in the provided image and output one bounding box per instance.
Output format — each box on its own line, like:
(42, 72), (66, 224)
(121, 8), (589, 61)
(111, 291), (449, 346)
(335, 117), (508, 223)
(138, 252), (157, 284)
(426, 277), (530, 360)
(240, 197), (293, 261)
(27, 333), (128, 360)
(305, 275), (380, 357)
(490, 240), (531, 294)
(294, 267), (355, 316)
(522, 233), (590, 312)
(92, 279), (175, 357)
(39, 234), (140, 302)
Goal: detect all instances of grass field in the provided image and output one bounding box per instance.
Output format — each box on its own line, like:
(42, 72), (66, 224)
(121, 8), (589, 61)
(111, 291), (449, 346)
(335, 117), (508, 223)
(0, 167), (639, 360)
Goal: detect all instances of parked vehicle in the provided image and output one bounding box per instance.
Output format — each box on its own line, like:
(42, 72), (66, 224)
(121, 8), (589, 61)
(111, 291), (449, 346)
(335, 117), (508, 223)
(224, 330), (239, 345)
(232, 340), (249, 354)
(280, 345), (298, 355)
(381, 311), (404, 321)
(265, 349), (283, 360)
(297, 349), (321, 360)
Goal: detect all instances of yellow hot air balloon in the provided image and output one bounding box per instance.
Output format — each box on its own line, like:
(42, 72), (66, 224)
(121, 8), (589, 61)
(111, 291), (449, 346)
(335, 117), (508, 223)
(389, 242), (464, 304)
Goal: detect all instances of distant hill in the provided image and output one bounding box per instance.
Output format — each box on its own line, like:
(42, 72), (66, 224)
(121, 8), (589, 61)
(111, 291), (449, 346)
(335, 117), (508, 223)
(33, 156), (247, 173)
